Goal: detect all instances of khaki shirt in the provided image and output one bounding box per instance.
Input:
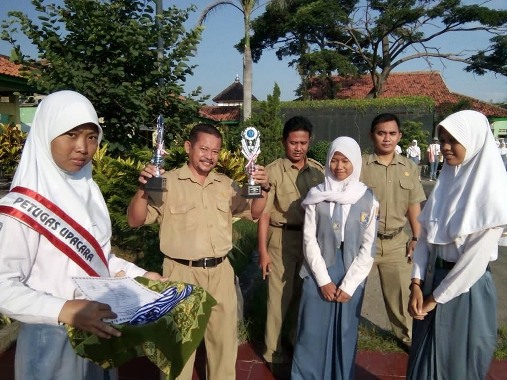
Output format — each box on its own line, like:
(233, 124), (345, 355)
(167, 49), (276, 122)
(145, 164), (251, 260)
(265, 157), (324, 227)
(360, 153), (426, 234)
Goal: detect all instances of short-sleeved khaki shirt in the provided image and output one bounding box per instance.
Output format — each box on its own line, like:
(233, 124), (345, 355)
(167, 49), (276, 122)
(360, 153), (426, 234)
(144, 164), (251, 260)
(265, 157), (324, 227)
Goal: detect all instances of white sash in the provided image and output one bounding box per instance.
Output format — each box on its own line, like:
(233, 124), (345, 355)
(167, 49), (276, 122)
(0, 186), (108, 277)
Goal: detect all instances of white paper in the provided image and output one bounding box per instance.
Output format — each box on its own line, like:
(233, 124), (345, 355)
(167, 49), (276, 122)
(71, 276), (162, 324)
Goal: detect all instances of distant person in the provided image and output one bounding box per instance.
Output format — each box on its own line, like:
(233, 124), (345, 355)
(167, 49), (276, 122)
(427, 137), (441, 181)
(0, 90), (164, 380)
(361, 113), (426, 352)
(499, 140), (507, 170)
(406, 139), (421, 165)
(407, 110), (507, 379)
(395, 145), (402, 154)
(257, 116), (324, 366)
(406, 140), (422, 181)
(127, 124), (270, 380)
(291, 137), (378, 379)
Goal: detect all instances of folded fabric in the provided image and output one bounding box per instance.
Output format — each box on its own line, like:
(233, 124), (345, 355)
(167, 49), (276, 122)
(130, 284), (194, 325)
(67, 277), (216, 380)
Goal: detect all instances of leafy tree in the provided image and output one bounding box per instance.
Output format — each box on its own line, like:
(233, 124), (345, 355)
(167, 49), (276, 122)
(198, 0), (287, 121)
(1, 0), (205, 151)
(248, 0), (507, 99)
(249, 82), (285, 165)
(248, 0), (363, 100)
(466, 35), (507, 77)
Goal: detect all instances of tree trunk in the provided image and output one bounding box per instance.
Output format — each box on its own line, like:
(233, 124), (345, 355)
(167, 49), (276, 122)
(243, 13), (253, 121)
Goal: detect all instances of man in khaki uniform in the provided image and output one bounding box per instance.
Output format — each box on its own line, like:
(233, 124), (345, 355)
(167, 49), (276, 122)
(258, 116), (324, 365)
(127, 124), (270, 380)
(360, 113), (426, 352)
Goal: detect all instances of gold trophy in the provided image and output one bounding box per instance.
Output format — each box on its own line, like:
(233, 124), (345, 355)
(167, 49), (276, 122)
(144, 115), (166, 191)
(241, 126), (262, 198)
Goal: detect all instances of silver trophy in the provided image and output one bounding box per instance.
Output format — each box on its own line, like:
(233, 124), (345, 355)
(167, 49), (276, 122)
(241, 126), (262, 198)
(144, 115), (166, 191)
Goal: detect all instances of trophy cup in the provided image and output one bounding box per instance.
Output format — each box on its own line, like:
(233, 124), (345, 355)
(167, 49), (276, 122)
(144, 115), (166, 191)
(241, 126), (262, 198)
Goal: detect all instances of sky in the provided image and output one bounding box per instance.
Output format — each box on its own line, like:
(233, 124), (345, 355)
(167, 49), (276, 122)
(1, 0), (506, 104)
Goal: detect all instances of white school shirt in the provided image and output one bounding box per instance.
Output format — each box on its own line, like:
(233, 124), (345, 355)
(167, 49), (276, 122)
(0, 215), (147, 325)
(411, 226), (501, 304)
(303, 200), (378, 296)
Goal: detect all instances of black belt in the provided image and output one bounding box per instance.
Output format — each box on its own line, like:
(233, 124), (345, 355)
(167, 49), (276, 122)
(435, 257), (455, 270)
(168, 256), (226, 268)
(271, 223), (303, 231)
(377, 227), (404, 240)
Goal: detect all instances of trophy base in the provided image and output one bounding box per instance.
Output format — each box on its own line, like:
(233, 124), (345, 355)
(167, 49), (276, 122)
(144, 176), (166, 192)
(242, 184), (263, 199)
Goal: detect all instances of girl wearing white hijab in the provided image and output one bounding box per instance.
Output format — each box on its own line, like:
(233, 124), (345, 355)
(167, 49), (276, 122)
(407, 110), (507, 379)
(0, 90), (162, 380)
(291, 137), (378, 380)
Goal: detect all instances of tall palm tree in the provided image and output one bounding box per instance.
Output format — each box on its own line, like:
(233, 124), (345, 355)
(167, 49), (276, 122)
(198, 1), (286, 121)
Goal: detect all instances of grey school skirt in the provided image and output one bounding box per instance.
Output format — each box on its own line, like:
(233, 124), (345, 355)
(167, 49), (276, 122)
(15, 323), (118, 380)
(407, 267), (497, 380)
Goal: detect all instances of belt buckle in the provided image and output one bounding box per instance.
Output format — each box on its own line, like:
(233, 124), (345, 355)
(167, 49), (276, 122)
(203, 257), (212, 269)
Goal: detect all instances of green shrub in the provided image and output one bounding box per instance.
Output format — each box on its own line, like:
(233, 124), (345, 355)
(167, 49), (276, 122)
(0, 123), (27, 177)
(308, 140), (330, 166)
(93, 144), (162, 273)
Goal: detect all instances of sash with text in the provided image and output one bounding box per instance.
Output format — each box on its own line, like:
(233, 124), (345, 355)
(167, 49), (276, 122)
(0, 186), (108, 276)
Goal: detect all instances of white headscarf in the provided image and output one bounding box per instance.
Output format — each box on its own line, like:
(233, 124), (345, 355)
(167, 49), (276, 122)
(302, 136), (367, 207)
(10, 90), (111, 247)
(419, 110), (507, 244)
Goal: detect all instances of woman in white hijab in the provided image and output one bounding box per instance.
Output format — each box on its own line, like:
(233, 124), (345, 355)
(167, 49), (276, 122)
(407, 110), (507, 379)
(0, 90), (163, 380)
(291, 136), (378, 380)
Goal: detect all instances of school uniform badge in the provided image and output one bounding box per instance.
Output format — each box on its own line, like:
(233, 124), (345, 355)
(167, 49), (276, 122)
(360, 212), (370, 226)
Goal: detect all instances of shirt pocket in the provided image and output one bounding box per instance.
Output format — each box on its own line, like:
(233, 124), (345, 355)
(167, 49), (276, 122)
(399, 178), (414, 191)
(168, 202), (197, 231)
(276, 182), (298, 212)
(215, 199), (231, 228)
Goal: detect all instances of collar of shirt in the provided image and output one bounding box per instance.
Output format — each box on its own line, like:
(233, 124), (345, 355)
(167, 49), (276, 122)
(366, 153), (407, 167)
(281, 156), (308, 172)
(178, 163), (223, 186)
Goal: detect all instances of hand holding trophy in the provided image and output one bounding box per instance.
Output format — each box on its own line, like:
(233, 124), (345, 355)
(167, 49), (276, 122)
(241, 126), (263, 198)
(144, 115), (166, 191)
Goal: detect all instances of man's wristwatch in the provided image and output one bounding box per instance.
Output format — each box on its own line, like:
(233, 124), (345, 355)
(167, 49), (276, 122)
(411, 236), (418, 242)
(261, 184), (271, 192)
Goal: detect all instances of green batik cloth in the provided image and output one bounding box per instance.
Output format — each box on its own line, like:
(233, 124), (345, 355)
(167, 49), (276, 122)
(67, 277), (217, 380)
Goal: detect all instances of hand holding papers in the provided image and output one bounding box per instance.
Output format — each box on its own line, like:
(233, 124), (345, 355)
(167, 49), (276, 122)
(71, 276), (191, 325)
(67, 277), (217, 377)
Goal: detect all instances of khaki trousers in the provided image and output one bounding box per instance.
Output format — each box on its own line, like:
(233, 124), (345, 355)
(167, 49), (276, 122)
(374, 231), (413, 345)
(162, 257), (237, 380)
(263, 227), (303, 363)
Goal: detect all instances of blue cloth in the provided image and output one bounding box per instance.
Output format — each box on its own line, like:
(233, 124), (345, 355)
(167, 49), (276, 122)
(291, 248), (366, 380)
(407, 267), (497, 379)
(129, 284), (193, 325)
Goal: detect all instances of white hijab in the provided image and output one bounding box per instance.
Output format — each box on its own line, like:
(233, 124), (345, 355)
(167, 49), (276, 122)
(10, 90), (111, 247)
(302, 136), (367, 207)
(419, 110), (507, 244)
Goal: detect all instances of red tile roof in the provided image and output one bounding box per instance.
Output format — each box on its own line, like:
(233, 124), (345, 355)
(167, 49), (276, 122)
(0, 55), (23, 77)
(308, 71), (507, 117)
(199, 105), (241, 122)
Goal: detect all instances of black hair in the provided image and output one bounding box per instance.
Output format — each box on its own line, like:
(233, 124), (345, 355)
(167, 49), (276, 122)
(282, 116), (313, 140)
(188, 124), (222, 145)
(370, 113), (401, 133)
